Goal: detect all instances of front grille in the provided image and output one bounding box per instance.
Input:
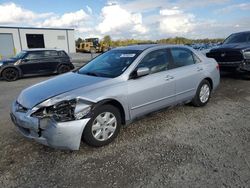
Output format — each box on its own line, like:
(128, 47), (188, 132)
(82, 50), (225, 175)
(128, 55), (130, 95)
(208, 50), (243, 62)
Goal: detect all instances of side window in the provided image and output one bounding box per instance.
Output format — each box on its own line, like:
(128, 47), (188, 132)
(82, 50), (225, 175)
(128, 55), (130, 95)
(170, 48), (195, 68)
(26, 52), (45, 60)
(44, 50), (58, 57)
(138, 49), (169, 74)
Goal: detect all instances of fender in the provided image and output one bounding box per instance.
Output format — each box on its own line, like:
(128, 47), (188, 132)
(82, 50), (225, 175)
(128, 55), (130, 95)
(92, 98), (127, 125)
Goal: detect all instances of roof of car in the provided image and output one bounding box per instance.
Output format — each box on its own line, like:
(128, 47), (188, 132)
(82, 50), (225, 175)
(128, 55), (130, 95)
(232, 31), (250, 35)
(23, 48), (65, 52)
(114, 44), (188, 51)
(115, 44), (159, 51)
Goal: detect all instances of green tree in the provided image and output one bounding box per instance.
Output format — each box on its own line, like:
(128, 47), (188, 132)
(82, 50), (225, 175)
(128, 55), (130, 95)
(75, 38), (83, 47)
(103, 35), (112, 46)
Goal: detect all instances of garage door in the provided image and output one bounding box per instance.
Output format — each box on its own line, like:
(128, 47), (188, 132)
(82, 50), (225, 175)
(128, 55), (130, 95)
(0, 33), (15, 59)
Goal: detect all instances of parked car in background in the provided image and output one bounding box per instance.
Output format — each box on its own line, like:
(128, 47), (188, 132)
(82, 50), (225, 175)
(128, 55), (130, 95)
(10, 44), (220, 150)
(0, 49), (74, 81)
(206, 31), (250, 73)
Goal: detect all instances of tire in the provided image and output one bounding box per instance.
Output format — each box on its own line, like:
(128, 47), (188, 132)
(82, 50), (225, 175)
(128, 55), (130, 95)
(90, 47), (96, 53)
(57, 65), (71, 74)
(192, 80), (211, 107)
(83, 105), (121, 147)
(2, 68), (19, 81)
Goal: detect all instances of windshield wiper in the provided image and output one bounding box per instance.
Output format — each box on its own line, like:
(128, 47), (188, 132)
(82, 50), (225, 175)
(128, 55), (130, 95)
(83, 72), (99, 77)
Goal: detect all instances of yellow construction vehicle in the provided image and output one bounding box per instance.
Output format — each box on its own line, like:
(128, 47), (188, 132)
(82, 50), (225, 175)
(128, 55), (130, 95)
(76, 38), (109, 53)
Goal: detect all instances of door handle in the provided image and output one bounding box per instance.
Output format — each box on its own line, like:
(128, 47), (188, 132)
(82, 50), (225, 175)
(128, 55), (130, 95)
(197, 67), (203, 71)
(165, 75), (174, 81)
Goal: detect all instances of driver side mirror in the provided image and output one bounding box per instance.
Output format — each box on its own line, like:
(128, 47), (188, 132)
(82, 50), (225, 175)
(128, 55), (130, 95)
(136, 67), (150, 77)
(130, 67), (150, 79)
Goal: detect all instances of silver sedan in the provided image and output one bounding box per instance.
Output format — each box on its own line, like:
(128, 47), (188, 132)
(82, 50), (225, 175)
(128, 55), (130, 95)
(10, 44), (220, 150)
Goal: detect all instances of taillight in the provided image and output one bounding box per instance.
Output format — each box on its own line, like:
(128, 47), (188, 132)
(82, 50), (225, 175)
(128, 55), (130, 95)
(216, 64), (220, 70)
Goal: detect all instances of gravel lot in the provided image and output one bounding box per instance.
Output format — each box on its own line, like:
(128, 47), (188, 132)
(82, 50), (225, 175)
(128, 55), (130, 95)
(0, 70), (249, 188)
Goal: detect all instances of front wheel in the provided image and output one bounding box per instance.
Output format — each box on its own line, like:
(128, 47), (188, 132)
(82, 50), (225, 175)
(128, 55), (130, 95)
(83, 105), (121, 147)
(90, 47), (96, 53)
(192, 80), (211, 107)
(2, 68), (19, 81)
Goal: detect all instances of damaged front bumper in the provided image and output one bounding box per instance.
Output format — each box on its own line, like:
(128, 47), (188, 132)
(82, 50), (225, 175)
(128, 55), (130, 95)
(10, 102), (90, 150)
(240, 60), (250, 72)
(218, 60), (250, 72)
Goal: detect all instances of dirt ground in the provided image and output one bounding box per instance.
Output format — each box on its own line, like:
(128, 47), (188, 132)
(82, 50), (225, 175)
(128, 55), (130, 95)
(0, 72), (249, 188)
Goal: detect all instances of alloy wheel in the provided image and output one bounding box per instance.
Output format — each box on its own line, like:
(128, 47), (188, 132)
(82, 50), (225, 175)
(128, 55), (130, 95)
(199, 84), (210, 103)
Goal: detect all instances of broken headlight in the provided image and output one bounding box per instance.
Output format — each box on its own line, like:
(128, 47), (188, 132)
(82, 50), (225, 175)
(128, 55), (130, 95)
(32, 99), (92, 122)
(243, 49), (250, 60)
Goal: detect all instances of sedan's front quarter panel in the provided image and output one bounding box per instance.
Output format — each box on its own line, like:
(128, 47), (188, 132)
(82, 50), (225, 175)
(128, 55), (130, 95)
(11, 101), (90, 150)
(59, 79), (131, 123)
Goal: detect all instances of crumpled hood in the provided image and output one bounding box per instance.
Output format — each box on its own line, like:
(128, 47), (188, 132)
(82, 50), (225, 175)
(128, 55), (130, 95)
(211, 43), (250, 51)
(17, 72), (110, 109)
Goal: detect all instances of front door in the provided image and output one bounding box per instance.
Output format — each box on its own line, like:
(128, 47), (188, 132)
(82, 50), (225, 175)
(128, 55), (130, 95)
(127, 49), (176, 119)
(19, 51), (48, 75)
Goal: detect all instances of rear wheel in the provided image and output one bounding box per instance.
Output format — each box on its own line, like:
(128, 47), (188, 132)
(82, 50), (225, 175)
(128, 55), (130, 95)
(57, 65), (71, 74)
(192, 80), (211, 107)
(2, 68), (19, 81)
(83, 105), (121, 147)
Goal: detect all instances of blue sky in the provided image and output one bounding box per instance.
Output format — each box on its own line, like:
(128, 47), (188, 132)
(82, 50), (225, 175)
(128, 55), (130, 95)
(0, 0), (250, 39)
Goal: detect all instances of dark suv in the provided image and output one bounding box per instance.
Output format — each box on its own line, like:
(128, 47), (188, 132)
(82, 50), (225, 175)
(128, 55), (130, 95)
(206, 31), (250, 73)
(0, 49), (74, 81)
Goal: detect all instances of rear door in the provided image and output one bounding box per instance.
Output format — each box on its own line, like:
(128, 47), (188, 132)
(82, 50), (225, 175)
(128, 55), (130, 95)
(42, 50), (60, 72)
(127, 49), (176, 119)
(168, 47), (205, 102)
(57, 50), (71, 64)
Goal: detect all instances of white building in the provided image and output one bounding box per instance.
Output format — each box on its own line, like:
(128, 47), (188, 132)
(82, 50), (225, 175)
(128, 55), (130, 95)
(0, 26), (75, 59)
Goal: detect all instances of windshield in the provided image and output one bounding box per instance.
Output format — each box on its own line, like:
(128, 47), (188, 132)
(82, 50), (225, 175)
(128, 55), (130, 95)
(78, 50), (141, 78)
(223, 32), (250, 44)
(13, 51), (27, 59)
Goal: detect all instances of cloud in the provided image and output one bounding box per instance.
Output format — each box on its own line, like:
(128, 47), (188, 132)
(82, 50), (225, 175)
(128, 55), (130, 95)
(86, 5), (92, 14)
(96, 4), (147, 36)
(176, 0), (230, 9)
(118, 0), (230, 12)
(216, 3), (250, 13)
(41, 9), (89, 28)
(0, 2), (52, 25)
(190, 16), (250, 39)
(1, 1), (250, 40)
(123, 0), (168, 12)
(159, 7), (195, 35)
